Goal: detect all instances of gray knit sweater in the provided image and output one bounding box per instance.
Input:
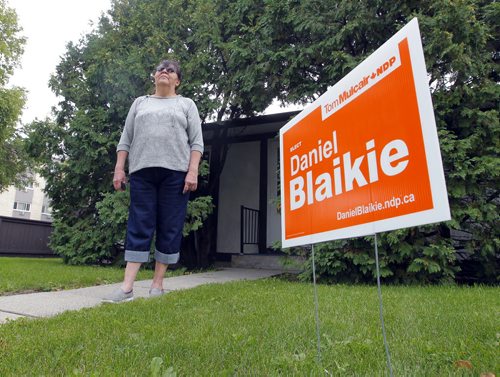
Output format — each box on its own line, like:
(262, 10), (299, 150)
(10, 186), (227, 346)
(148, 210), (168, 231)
(117, 95), (204, 174)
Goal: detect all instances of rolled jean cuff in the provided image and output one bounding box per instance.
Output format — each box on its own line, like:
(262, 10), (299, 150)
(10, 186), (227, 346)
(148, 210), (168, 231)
(155, 249), (179, 265)
(125, 250), (150, 263)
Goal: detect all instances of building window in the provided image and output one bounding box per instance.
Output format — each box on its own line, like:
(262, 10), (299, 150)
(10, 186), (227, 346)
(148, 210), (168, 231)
(13, 202), (31, 212)
(15, 179), (34, 192)
(41, 204), (52, 215)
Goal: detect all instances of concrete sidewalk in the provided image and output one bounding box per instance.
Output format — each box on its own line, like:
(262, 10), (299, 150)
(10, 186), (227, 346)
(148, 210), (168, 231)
(0, 268), (282, 324)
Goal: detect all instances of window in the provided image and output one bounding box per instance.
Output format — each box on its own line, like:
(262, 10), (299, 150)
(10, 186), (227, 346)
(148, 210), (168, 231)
(41, 204), (52, 215)
(42, 196), (52, 215)
(13, 202), (31, 212)
(15, 177), (34, 192)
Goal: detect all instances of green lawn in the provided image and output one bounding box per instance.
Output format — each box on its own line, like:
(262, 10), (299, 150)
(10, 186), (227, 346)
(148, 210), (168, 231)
(0, 257), (162, 295)
(0, 279), (498, 376)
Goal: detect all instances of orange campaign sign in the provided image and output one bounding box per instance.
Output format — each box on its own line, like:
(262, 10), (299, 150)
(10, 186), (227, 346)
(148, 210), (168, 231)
(280, 19), (450, 248)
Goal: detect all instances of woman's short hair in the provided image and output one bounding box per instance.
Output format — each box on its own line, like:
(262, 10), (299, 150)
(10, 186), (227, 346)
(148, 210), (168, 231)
(156, 60), (182, 82)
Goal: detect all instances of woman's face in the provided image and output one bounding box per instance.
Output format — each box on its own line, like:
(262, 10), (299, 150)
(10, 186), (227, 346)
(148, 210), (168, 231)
(154, 62), (180, 89)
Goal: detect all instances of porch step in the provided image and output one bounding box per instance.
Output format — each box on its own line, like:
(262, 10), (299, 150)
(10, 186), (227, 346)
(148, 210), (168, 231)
(230, 254), (305, 272)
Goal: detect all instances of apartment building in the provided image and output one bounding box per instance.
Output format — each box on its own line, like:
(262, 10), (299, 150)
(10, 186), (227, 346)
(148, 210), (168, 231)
(0, 173), (52, 222)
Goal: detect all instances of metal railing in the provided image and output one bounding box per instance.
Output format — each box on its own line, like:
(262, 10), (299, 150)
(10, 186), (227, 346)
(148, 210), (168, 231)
(240, 205), (259, 254)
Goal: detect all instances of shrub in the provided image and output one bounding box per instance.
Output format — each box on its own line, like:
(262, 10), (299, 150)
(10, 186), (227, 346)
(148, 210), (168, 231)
(51, 162), (213, 265)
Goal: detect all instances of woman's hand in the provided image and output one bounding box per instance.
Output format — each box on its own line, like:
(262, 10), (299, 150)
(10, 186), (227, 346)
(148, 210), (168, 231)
(113, 169), (127, 191)
(183, 170), (198, 194)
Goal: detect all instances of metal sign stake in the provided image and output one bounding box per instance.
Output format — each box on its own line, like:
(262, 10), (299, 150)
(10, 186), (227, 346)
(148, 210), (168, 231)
(374, 233), (394, 377)
(311, 243), (322, 363)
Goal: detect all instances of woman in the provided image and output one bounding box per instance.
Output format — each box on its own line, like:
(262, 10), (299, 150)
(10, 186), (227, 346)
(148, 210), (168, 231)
(103, 60), (203, 302)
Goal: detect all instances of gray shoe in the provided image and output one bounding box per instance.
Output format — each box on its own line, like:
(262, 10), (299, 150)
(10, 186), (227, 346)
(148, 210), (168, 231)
(102, 288), (134, 303)
(149, 288), (165, 297)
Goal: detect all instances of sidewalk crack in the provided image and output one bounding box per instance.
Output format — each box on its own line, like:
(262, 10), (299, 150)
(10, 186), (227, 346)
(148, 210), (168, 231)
(0, 309), (39, 318)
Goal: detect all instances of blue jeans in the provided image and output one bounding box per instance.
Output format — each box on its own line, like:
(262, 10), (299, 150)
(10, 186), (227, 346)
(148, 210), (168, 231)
(125, 167), (189, 264)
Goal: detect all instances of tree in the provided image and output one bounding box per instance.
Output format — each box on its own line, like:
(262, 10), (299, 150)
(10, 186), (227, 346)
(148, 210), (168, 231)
(0, 0), (28, 191)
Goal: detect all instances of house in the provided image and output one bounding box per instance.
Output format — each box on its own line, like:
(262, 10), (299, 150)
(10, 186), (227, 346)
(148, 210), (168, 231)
(202, 111), (300, 265)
